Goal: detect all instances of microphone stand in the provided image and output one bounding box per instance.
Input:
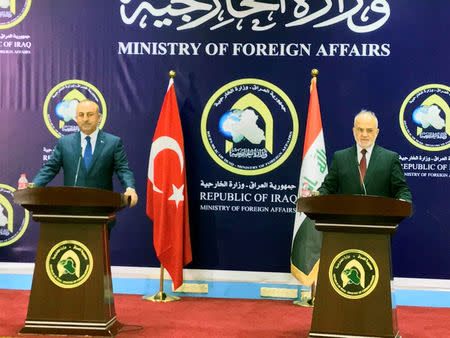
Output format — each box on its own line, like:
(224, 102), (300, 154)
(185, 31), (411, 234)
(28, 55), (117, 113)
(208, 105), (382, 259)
(357, 161), (367, 195)
(74, 151), (82, 186)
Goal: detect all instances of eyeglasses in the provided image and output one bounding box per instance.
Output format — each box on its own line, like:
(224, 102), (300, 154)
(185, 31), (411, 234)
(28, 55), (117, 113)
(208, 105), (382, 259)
(354, 127), (376, 134)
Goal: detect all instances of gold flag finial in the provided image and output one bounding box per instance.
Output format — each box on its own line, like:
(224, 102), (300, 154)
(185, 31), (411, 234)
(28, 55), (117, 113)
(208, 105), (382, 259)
(169, 70), (176, 78)
(310, 69), (319, 88)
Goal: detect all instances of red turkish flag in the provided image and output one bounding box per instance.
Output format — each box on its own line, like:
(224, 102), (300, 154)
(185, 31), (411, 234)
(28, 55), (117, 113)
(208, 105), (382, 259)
(146, 78), (192, 289)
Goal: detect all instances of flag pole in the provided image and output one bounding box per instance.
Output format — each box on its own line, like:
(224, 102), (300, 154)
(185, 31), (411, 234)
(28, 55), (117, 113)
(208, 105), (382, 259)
(142, 70), (182, 303)
(143, 264), (180, 302)
(309, 68), (319, 307)
(293, 68), (320, 308)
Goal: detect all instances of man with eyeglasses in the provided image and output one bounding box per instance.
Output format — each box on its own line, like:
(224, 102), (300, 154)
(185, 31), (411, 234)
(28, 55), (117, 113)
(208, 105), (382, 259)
(318, 110), (411, 202)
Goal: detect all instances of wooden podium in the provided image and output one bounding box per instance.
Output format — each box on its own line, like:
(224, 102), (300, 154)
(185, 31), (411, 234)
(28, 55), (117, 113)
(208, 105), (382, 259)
(14, 187), (129, 336)
(297, 195), (411, 338)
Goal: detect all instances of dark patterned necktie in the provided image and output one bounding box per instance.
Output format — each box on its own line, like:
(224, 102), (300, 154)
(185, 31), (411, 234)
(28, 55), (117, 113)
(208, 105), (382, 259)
(84, 136), (92, 169)
(359, 149), (367, 185)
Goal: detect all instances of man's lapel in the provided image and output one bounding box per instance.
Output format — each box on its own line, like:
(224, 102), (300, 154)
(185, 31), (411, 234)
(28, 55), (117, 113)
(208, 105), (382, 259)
(72, 132), (82, 157)
(72, 132), (83, 168)
(364, 145), (381, 187)
(349, 145), (360, 185)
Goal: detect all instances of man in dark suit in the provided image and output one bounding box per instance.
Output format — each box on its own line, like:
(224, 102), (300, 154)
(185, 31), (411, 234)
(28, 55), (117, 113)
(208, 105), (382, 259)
(318, 110), (411, 202)
(33, 99), (138, 208)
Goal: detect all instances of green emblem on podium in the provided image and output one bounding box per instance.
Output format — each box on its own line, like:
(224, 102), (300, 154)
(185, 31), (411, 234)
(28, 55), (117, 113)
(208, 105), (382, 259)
(329, 249), (379, 299)
(46, 240), (93, 289)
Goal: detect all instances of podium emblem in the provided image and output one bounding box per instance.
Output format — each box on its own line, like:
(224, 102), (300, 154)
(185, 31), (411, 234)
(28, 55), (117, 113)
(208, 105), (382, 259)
(45, 240), (94, 289)
(329, 249), (379, 299)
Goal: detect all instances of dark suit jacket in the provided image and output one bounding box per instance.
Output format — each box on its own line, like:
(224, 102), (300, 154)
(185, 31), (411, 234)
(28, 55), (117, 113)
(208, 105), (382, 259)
(318, 144), (412, 202)
(33, 130), (135, 191)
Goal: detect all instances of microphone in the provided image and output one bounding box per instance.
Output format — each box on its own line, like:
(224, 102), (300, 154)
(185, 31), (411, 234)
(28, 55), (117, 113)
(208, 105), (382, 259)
(357, 160), (367, 195)
(74, 150), (82, 186)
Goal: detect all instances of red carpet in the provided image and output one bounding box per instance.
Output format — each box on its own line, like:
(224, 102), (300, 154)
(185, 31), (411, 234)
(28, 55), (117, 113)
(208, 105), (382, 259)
(0, 289), (449, 337)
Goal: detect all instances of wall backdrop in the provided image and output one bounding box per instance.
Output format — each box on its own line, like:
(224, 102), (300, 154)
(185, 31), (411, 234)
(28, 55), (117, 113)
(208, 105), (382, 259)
(0, 0), (449, 280)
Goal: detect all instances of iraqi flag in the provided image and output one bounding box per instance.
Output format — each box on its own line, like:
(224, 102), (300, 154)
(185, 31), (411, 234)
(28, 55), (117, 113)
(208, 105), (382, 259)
(290, 73), (328, 286)
(146, 77), (192, 290)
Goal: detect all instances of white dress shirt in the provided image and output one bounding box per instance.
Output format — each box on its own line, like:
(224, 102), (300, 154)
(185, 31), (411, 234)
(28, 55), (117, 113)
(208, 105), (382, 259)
(80, 128), (99, 157)
(356, 143), (375, 167)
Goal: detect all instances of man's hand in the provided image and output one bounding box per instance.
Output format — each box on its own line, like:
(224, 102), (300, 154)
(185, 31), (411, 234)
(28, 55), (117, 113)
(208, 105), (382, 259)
(124, 187), (138, 207)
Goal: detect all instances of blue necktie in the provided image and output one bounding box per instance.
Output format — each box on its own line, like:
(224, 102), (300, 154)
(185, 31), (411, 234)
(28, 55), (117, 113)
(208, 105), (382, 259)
(84, 136), (92, 169)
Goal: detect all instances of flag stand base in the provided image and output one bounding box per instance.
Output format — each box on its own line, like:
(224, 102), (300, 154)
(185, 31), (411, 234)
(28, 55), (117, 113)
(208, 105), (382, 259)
(142, 291), (180, 303)
(142, 265), (181, 303)
(293, 290), (314, 307)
